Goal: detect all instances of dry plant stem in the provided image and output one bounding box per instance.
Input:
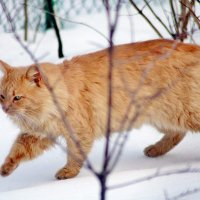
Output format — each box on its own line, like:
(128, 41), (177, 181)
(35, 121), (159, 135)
(109, 167), (200, 190)
(159, 0), (174, 34)
(166, 187), (200, 200)
(143, 0), (173, 38)
(103, 0), (122, 172)
(108, 111), (140, 173)
(109, 79), (180, 173)
(21, 2), (109, 43)
(125, 3), (134, 42)
(107, 41), (178, 172)
(11, 6), (22, 21)
(179, 0), (187, 40)
(108, 88), (166, 173)
(99, 1), (122, 200)
(101, 2), (113, 199)
(0, 0), (96, 176)
(24, 0), (28, 41)
(33, 14), (41, 43)
(179, 0), (187, 26)
(179, 0), (200, 29)
(33, 31), (48, 54)
(179, 0), (195, 41)
(109, 89), (163, 172)
(170, 0), (179, 34)
(129, 0), (163, 38)
(106, 97), (139, 166)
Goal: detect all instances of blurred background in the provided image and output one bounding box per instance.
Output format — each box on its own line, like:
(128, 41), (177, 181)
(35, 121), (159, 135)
(0, 0), (199, 59)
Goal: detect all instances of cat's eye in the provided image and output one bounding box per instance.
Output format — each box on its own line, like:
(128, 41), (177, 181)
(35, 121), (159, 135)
(13, 96), (22, 101)
(0, 95), (5, 99)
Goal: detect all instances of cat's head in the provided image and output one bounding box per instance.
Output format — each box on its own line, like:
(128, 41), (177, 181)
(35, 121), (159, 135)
(0, 60), (53, 123)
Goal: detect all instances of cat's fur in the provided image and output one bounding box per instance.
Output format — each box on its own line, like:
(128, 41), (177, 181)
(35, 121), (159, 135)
(0, 39), (200, 179)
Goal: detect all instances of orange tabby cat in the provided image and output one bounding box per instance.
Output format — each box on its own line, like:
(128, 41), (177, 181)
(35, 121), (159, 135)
(0, 39), (200, 179)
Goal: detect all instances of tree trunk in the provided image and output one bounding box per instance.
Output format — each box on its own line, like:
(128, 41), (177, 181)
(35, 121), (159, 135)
(24, 0), (28, 41)
(45, 0), (64, 58)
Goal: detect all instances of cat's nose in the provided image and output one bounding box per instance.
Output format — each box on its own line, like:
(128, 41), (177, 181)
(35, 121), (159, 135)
(2, 104), (10, 113)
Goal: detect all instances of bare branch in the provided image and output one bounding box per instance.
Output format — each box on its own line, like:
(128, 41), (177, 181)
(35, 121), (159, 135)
(129, 0), (164, 38)
(107, 41), (179, 173)
(109, 166), (200, 190)
(170, 0), (179, 34)
(24, 0), (28, 41)
(103, 0), (122, 174)
(179, 0), (200, 29)
(167, 187), (200, 200)
(144, 0), (173, 38)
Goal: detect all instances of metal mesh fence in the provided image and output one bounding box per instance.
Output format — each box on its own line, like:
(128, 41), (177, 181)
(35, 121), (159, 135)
(0, 0), (111, 33)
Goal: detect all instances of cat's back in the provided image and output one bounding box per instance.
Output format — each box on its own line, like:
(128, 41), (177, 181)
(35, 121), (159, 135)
(68, 40), (199, 85)
(70, 39), (200, 64)
(66, 40), (200, 84)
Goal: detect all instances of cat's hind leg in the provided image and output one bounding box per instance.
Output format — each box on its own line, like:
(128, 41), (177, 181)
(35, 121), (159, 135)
(0, 133), (54, 176)
(144, 129), (186, 157)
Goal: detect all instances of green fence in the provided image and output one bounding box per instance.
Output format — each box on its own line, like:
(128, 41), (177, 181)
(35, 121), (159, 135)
(0, 0), (107, 32)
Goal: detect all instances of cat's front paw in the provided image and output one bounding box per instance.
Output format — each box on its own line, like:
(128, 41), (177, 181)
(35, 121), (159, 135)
(55, 166), (80, 180)
(144, 145), (162, 157)
(0, 159), (18, 177)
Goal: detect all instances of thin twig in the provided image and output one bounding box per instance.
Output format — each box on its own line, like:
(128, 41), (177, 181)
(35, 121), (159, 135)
(167, 187), (200, 200)
(100, 1), (122, 199)
(107, 41), (179, 173)
(179, 0), (200, 28)
(109, 166), (200, 190)
(159, 0), (174, 34)
(144, 0), (173, 38)
(103, 0), (122, 174)
(129, 0), (163, 38)
(170, 0), (179, 34)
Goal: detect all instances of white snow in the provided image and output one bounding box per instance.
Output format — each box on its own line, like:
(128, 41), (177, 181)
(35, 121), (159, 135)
(0, 4), (200, 200)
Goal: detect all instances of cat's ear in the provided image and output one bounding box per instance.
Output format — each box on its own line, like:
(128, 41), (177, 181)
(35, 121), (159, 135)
(0, 60), (11, 74)
(26, 64), (42, 87)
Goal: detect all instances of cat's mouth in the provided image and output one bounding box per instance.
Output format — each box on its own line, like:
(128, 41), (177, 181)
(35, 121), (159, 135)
(3, 109), (16, 116)
(1, 106), (19, 116)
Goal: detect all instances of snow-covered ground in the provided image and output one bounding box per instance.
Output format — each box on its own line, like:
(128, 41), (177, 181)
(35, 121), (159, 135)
(0, 5), (200, 200)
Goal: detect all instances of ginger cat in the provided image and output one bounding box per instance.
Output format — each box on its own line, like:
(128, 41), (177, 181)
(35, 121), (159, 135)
(0, 39), (200, 180)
